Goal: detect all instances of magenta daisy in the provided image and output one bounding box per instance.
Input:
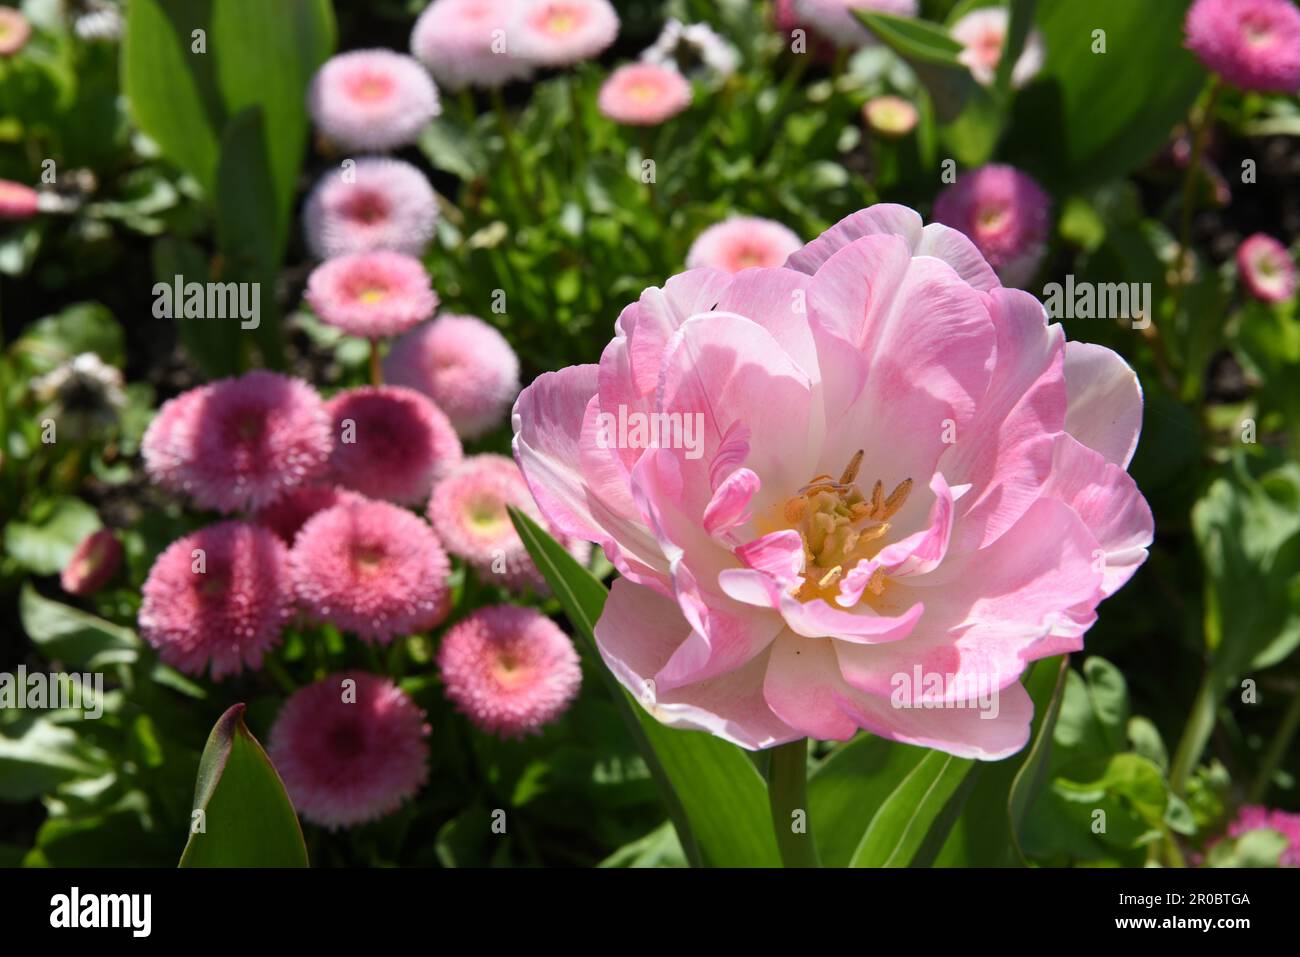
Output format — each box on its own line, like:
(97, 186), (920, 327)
(326, 385), (463, 505)
(933, 164), (1051, 287)
(686, 217), (804, 273)
(305, 250), (438, 339)
(438, 605), (582, 738)
(410, 0), (534, 90)
(141, 386), (206, 494)
(253, 485), (366, 544)
(303, 157), (438, 259)
(140, 522), (294, 680)
(515, 0), (619, 67)
(269, 672), (430, 830)
(794, 0), (919, 48)
(427, 453), (589, 594)
(61, 528), (123, 597)
(1225, 805), (1300, 866)
(308, 49), (440, 151)
(597, 62), (692, 126)
(1185, 0), (1300, 93)
(291, 499), (452, 643)
(0, 179), (38, 219)
(383, 314), (520, 439)
(1237, 233), (1296, 303)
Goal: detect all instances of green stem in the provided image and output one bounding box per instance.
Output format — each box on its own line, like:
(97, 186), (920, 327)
(1167, 77), (1221, 335)
(1248, 681), (1300, 803)
(369, 338), (382, 386)
(1169, 668), (1221, 796)
(264, 657), (297, 696)
(490, 86), (535, 220)
(768, 738), (820, 867)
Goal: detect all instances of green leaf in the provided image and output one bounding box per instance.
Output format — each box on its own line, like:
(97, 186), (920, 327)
(599, 820), (687, 868)
(179, 704), (308, 867)
(509, 507), (781, 867)
(995, 0), (1038, 97)
(19, 583), (140, 669)
(1007, 655), (1070, 863)
(0, 714), (109, 802)
(4, 497), (101, 576)
(849, 748), (976, 867)
(16, 302), (125, 373)
(855, 11), (964, 66)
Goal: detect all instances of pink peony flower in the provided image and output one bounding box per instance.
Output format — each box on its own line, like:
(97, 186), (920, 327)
(383, 314), (520, 440)
(950, 7), (1045, 89)
(144, 372), (332, 514)
(794, 0), (919, 48)
(326, 385), (462, 505)
(291, 499), (452, 643)
(0, 179), (39, 219)
(512, 202), (1152, 755)
(303, 157), (438, 259)
(61, 528), (123, 596)
(253, 484), (366, 544)
(308, 49), (440, 151)
(410, 0), (534, 90)
(686, 217), (805, 274)
(597, 62), (692, 126)
(428, 453), (589, 594)
(1225, 805), (1300, 866)
(0, 6), (30, 56)
(1236, 233), (1296, 303)
(269, 672), (429, 829)
(515, 0), (619, 67)
(438, 605), (582, 738)
(304, 250), (439, 339)
(933, 164), (1051, 288)
(140, 522), (294, 680)
(1185, 0), (1300, 93)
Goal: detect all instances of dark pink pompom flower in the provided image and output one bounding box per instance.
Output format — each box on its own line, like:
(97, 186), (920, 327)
(1226, 805), (1300, 866)
(61, 528), (123, 596)
(305, 250), (439, 339)
(383, 314), (520, 439)
(326, 385), (462, 505)
(141, 386), (208, 494)
(0, 179), (39, 219)
(1237, 233), (1296, 303)
(1185, 0), (1300, 93)
(291, 498), (452, 643)
(269, 672), (430, 829)
(140, 522), (294, 680)
(303, 157), (438, 259)
(253, 485), (367, 545)
(933, 164), (1051, 287)
(438, 605), (582, 738)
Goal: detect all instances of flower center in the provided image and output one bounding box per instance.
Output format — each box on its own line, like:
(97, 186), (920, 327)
(356, 284), (389, 304)
(543, 8), (579, 35)
(782, 450), (911, 604)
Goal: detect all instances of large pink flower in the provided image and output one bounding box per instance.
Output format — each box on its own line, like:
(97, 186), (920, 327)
(1185, 0), (1300, 93)
(512, 203), (1152, 757)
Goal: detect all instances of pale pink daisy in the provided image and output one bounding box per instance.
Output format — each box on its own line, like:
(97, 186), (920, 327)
(438, 605), (582, 738)
(794, 0), (919, 48)
(0, 179), (39, 219)
(140, 522), (294, 680)
(428, 453), (589, 594)
(0, 7), (30, 56)
(383, 314), (520, 439)
(686, 217), (804, 273)
(950, 7), (1045, 89)
(863, 95), (919, 138)
(1237, 233), (1296, 303)
(1185, 0), (1300, 92)
(933, 164), (1051, 288)
(303, 157), (438, 259)
(61, 528), (123, 596)
(513, 202), (1152, 754)
(308, 49), (440, 152)
(305, 251), (438, 339)
(253, 485), (366, 544)
(326, 385), (463, 505)
(597, 62), (692, 126)
(410, 0), (534, 90)
(515, 0), (619, 67)
(292, 499), (452, 643)
(269, 672), (430, 830)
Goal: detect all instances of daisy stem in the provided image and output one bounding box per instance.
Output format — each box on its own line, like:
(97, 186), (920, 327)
(768, 737), (820, 867)
(1248, 680), (1300, 803)
(490, 86), (536, 220)
(264, 656), (297, 696)
(1169, 666), (1221, 796)
(369, 338), (383, 386)
(1166, 77), (1222, 345)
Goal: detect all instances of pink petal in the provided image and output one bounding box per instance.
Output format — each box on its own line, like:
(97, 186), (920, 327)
(1062, 341), (1143, 468)
(703, 467), (760, 537)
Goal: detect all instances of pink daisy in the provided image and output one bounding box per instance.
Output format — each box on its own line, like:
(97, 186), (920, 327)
(1237, 232), (1296, 303)
(794, 0), (919, 48)
(269, 672), (430, 830)
(932, 163), (1051, 287)
(410, 0), (534, 90)
(1185, 0), (1300, 93)
(153, 372), (332, 514)
(61, 528), (123, 596)
(291, 499), (452, 643)
(863, 95), (919, 137)
(597, 62), (692, 126)
(515, 0), (619, 67)
(0, 179), (39, 219)
(686, 216), (804, 273)
(140, 521), (294, 680)
(304, 251), (438, 339)
(303, 157), (438, 259)
(438, 605), (582, 738)
(1226, 805), (1300, 866)
(0, 7), (30, 56)
(253, 485), (366, 544)
(428, 453), (589, 594)
(308, 49), (440, 152)
(950, 7), (1045, 89)
(326, 385), (463, 505)
(383, 314), (520, 439)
